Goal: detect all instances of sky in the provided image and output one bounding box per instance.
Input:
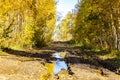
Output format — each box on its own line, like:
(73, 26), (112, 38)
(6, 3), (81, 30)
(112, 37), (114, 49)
(53, 0), (80, 40)
(56, 0), (79, 19)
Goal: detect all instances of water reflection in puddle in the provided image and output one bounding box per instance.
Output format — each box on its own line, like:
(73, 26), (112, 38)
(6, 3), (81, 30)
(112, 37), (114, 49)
(53, 52), (68, 75)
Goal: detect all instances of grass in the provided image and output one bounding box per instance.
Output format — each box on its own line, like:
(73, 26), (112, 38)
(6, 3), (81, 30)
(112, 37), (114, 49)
(0, 50), (6, 55)
(99, 50), (119, 60)
(71, 44), (120, 73)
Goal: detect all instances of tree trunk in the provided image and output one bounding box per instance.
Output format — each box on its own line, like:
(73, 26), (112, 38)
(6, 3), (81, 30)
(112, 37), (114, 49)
(110, 13), (118, 49)
(117, 8), (120, 51)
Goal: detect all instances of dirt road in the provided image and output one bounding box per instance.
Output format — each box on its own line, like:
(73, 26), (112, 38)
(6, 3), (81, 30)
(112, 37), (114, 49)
(0, 42), (119, 80)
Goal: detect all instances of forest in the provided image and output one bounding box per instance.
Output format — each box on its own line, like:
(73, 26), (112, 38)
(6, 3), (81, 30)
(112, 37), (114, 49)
(0, 0), (120, 80)
(1, 0), (120, 51)
(72, 0), (120, 51)
(0, 0), (56, 49)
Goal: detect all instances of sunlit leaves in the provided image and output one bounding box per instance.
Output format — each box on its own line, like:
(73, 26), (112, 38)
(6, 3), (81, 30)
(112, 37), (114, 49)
(0, 0), (56, 48)
(72, 0), (120, 50)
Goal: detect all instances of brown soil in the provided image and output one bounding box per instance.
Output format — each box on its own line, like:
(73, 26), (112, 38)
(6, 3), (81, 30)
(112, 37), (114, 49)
(0, 42), (120, 80)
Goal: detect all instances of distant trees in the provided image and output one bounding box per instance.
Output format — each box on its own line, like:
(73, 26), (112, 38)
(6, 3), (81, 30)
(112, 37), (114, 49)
(60, 12), (72, 41)
(53, 12), (74, 41)
(71, 0), (120, 51)
(0, 0), (56, 48)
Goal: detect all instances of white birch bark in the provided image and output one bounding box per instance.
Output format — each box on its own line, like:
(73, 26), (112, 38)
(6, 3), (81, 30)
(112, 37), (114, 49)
(111, 13), (118, 49)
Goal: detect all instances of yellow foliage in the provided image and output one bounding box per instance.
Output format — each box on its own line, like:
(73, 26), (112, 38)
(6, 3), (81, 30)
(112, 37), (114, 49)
(60, 52), (67, 58)
(0, 0), (56, 48)
(45, 62), (54, 74)
(40, 62), (54, 80)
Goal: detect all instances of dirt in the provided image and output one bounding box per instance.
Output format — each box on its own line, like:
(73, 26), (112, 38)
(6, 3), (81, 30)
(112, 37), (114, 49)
(0, 42), (120, 80)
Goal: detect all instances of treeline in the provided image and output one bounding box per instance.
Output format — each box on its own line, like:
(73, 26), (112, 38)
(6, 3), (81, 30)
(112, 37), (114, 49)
(0, 0), (56, 49)
(54, 12), (73, 41)
(72, 0), (120, 51)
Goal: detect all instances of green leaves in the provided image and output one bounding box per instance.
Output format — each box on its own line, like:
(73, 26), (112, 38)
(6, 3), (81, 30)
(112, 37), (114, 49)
(72, 0), (120, 50)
